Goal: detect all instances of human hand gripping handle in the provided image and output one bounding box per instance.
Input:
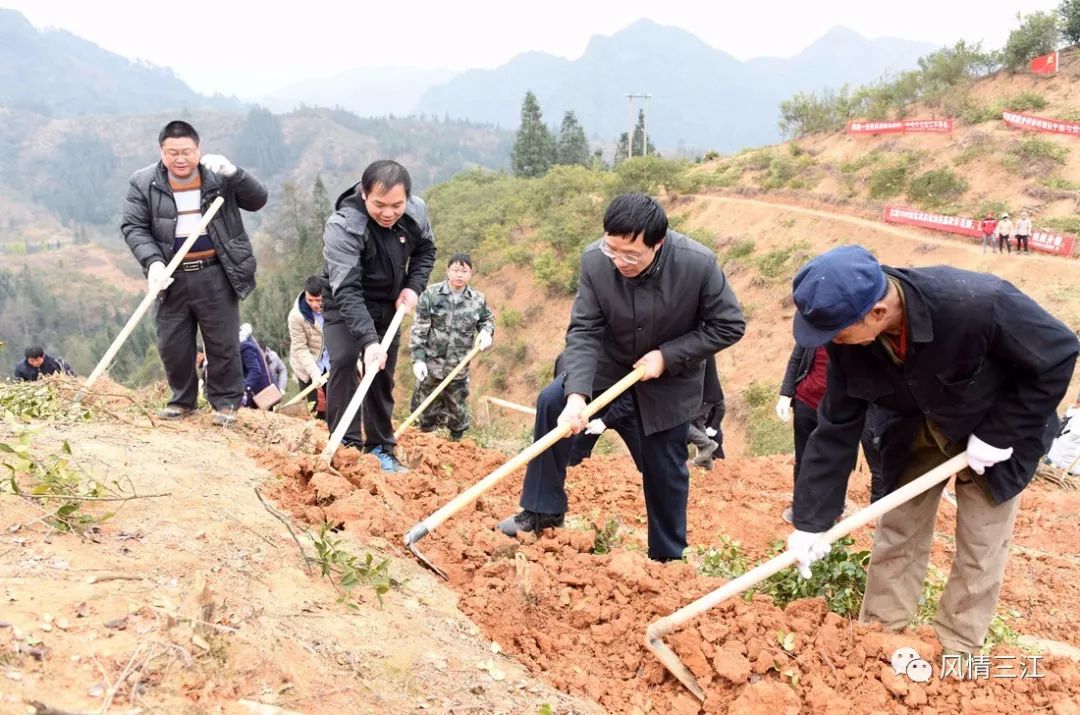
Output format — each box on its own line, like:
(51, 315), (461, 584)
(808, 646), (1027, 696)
(476, 329), (493, 351)
(634, 350), (665, 381)
(966, 434), (1012, 474)
(786, 529), (831, 578)
(584, 418), (606, 435)
(557, 394), (589, 434)
(147, 261), (173, 293)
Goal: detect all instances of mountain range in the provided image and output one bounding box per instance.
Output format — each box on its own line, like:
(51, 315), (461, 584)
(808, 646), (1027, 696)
(411, 20), (938, 152)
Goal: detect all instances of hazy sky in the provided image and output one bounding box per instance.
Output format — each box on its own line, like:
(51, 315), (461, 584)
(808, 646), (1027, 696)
(5, 0), (1062, 97)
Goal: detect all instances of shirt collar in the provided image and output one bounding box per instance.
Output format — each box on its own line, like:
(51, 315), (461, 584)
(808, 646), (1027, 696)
(883, 266), (933, 343)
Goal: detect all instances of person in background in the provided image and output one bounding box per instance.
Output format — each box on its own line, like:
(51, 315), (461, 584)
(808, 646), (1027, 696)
(687, 356), (724, 469)
(264, 345), (289, 393)
(996, 213), (1013, 255)
(979, 213), (997, 255)
(239, 323), (273, 409)
(288, 275), (329, 421)
(14, 346), (74, 382)
(408, 253), (494, 440)
(1014, 211), (1032, 255)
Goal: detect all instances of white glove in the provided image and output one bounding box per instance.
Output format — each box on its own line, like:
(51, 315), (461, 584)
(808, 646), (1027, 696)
(776, 396), (792, 422)
(476, 330), (493, 351)
(966, 434), (1013, 475)
(147, 261), (173, 293)
(584, 418), (606, 435)
(200, 154), (237, 177)
(413, 361), (428, 381)
(787, 529), (830, 579)
(705, 427), (718, 438)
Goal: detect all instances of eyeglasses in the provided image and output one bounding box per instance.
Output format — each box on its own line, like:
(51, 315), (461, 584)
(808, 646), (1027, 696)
(599, 242), (647, 265)
(447, 267), (472, 275)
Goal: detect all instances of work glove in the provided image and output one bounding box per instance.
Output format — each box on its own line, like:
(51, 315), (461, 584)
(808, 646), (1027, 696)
(786, 529), (830, 579)
(200, 154), (237, 177)
(775, 396), (792, 422)
(584, 418), (606, 435)
(413, 361), (428, 381)
(705, 427), (718, 438)
(476, 330), (493, 351)
(966, 434), (1013, 475)
(147, 261), (173, 293)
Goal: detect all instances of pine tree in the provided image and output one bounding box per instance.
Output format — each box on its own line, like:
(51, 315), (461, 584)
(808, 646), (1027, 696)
(613, 110), (657, 164)
(511, 92), (556, 178)
(555, 111), (590, 167)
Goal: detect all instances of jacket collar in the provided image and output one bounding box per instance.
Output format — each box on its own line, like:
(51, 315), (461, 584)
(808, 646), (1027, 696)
(436, 280), (473, 299)
(296, 291), (316, 324)
(154, 162), (223, 196)
(883, 266), (933, 343)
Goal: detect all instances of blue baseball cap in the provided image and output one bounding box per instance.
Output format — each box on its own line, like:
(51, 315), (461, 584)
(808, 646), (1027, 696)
(791, 245), (887, 348)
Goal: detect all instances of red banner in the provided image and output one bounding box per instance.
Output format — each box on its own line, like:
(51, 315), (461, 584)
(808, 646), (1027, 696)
(881, 206), (982, 237)
(1030, 51), (1059, 74)
(882, 205), (1076, 256)
(1002, 111), (1080, 137)
(847, 119), (953, 135)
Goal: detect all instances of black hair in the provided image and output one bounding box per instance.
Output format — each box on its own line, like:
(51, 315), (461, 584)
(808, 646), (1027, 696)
(25, 346), (44, 359)
(158, 120), (200, 147)
(360, 160), (411, 198)
(602, 193), (668, 247)
(447, 253), (473, 269)
(303, 275), (326, 296)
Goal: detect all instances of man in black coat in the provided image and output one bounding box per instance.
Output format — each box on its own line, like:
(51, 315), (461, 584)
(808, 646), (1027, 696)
(786, 245), (1078, 654)
(14, 346), (74, 381)
(497, 193), (746, 561)
(121, 120), (267, 426)
(321, 160), (437, 472)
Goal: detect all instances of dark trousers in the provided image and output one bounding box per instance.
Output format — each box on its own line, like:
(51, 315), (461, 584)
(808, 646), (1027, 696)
(298, 375), (326, 421)
(155, 264), (242, 412)
(324, 309), (401, 450)
(567, 432), (601, 467)
(519, 376), (691, 561)
(792, 397), (818, 490)
(997, 235), (1011, 253)
(1016, 235), (1029, 253)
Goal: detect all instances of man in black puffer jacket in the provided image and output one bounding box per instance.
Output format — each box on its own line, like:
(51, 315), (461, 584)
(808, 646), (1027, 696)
(121, 120), (267, 426)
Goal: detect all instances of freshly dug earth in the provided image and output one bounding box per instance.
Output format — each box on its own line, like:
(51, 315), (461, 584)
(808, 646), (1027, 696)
(261, 429), (1080, 714)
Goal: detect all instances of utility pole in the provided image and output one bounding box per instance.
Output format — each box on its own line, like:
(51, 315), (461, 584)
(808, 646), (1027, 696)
(624, 93), (653, 158)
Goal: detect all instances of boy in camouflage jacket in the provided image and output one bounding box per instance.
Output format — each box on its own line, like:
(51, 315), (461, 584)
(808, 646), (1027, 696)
(408, 253), (495, 439)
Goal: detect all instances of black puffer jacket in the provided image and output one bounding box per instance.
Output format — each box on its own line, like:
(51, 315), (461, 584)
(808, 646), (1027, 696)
(120, 162), (267, 299)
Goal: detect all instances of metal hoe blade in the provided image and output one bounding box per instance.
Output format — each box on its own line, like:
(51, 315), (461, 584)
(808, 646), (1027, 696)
(404, 524), (447, 580)
(645, 622), (705, 701)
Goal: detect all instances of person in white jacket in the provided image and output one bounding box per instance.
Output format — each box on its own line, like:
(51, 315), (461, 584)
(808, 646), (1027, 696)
(996, 213), (1014, 255)
(1014, 211), (1032, 255)
(1047, 399), (1080, 474)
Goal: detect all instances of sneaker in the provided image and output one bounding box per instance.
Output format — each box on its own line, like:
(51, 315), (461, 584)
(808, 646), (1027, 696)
(449, 429), (465, 442)
(496, 510), (565, 537)
(157, 405), (193, 421)
(371, 446), (408, 473)
(781, 506), (794, 524)
(211, 409), (237, 427)
(692, 440), (719, 467)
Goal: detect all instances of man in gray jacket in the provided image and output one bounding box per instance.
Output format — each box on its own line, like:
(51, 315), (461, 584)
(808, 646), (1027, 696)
(322, 161), (437, 471)
(497, 193), (745, 561)
(121, 120), (267, 425)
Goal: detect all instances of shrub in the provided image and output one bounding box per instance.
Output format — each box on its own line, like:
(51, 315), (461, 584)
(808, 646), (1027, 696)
(1012, 137), (1069, 165)
(907, 168), (968, 209)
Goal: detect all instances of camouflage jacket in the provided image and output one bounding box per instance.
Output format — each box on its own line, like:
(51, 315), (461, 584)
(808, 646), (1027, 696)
(409, 281), (495, 379)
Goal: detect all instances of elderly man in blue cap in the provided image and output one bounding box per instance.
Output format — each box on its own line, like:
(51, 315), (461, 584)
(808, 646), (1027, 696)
(785, 244), (1077, 656)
